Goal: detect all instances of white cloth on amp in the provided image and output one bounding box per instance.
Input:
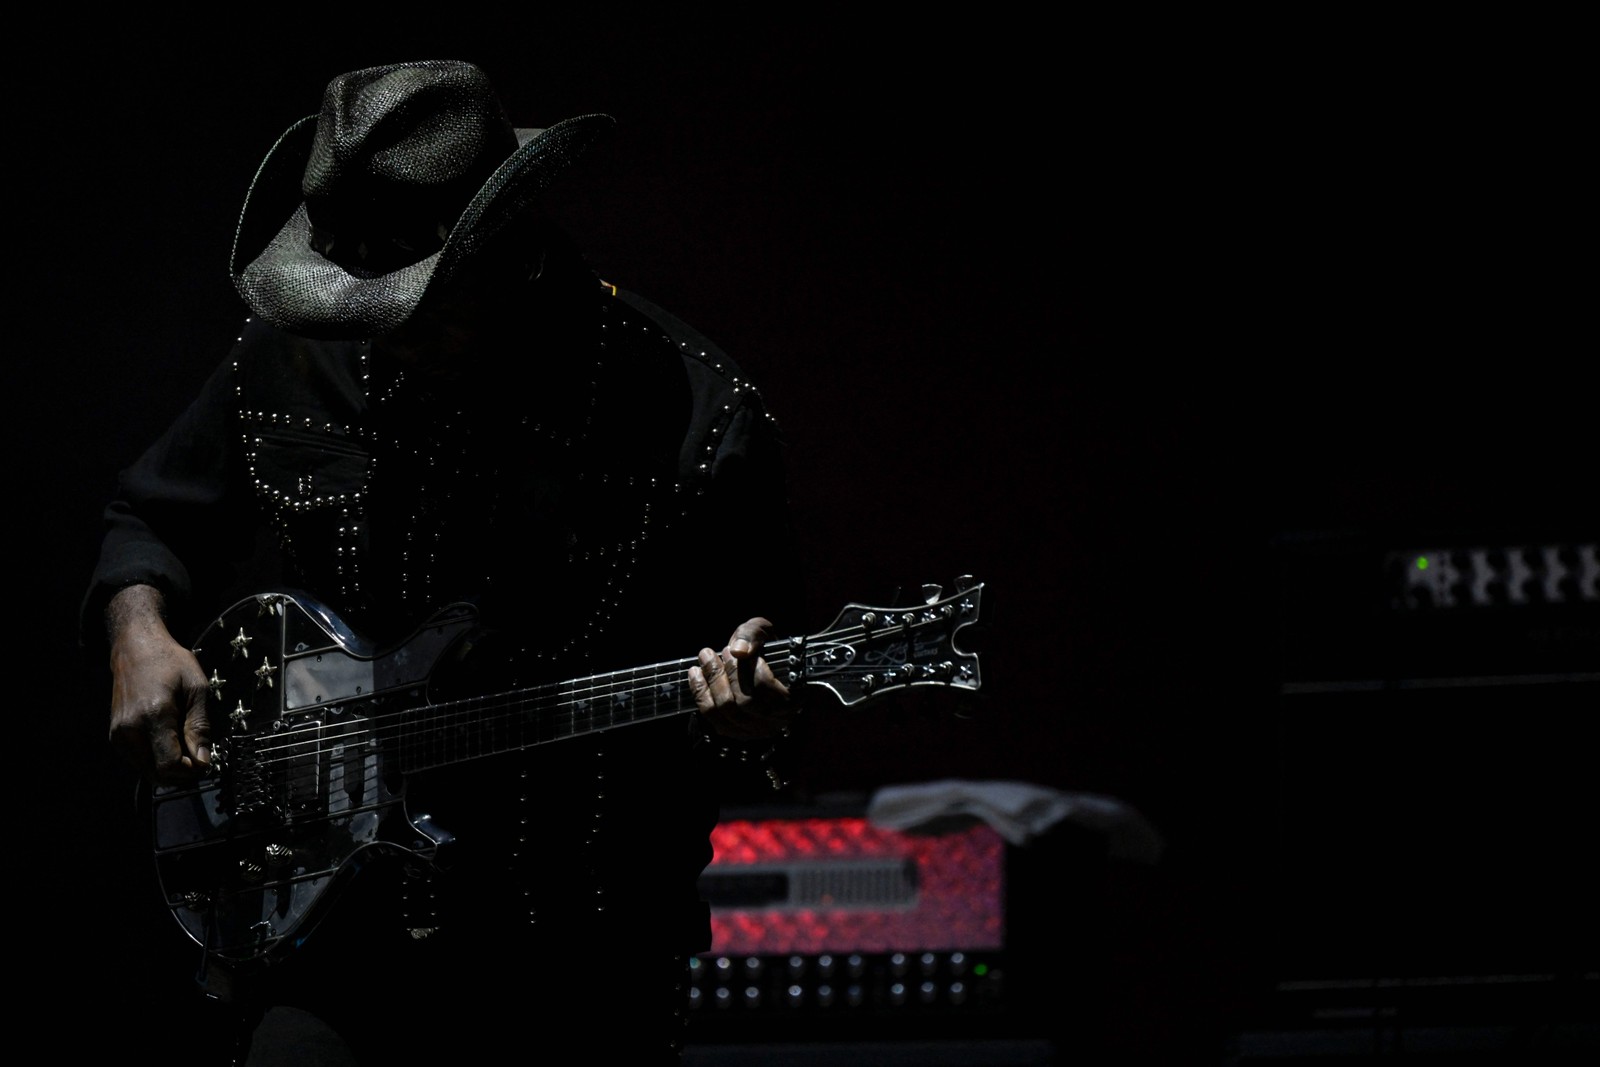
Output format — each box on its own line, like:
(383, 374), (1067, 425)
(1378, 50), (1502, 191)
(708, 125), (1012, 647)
(865, 778), (1165, 864)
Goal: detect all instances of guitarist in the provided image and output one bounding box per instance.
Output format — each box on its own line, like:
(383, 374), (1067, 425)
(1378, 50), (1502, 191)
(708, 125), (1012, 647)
(83, 60), (800, 1066)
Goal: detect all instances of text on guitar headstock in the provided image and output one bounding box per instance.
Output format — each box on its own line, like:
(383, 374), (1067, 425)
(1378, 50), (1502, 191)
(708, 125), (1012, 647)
(784, 576), (984, 707)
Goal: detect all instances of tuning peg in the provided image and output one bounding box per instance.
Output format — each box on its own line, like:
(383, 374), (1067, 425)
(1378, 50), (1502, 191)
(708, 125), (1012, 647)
(953, 574), (975, 591)
(922, 583), (943, 604)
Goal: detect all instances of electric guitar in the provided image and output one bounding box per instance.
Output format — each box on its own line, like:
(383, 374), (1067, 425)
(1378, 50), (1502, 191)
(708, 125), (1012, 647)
(151, 578), (984, 975)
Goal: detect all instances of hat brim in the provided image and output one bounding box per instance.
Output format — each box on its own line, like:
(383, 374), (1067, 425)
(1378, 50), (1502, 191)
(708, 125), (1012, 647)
(231, 113), (615, 339)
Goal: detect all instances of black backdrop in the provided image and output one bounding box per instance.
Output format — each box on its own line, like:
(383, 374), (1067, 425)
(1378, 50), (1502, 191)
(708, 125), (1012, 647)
(18, 20), (1594, 1060)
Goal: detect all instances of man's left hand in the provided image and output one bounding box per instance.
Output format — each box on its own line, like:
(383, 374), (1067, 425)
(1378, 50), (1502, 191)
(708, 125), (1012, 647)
(689, 617), (795, 739)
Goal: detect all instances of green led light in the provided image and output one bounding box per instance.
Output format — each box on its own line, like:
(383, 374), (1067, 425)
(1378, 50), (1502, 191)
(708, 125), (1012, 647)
(1415, 556), (1429, 571)
(973, 963), (989, 976)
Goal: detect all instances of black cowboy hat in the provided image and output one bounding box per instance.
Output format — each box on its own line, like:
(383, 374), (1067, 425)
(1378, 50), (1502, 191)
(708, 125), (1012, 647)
(230, 59), (614, 339)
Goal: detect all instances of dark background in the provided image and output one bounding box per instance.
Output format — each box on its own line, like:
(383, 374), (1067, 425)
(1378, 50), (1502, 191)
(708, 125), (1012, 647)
(19, 20), (1595, 1063)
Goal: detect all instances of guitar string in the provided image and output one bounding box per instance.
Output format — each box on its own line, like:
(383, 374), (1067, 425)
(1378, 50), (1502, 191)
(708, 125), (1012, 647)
(237, 652), (716, 768)
(233, 628), (840, 772)
(229, 612), (969, 777)
(228, 627), (851, 772)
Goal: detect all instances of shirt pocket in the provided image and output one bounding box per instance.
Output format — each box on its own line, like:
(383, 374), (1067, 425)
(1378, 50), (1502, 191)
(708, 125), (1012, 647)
(247, 430), (373, 511)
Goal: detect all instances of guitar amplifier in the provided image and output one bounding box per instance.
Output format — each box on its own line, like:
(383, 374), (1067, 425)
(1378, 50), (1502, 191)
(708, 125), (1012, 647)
(689, 807), (1011, 1034)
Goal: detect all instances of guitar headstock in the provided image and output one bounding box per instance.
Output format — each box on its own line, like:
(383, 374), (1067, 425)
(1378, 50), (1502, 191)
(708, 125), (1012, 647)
(788, 576), (984, 707)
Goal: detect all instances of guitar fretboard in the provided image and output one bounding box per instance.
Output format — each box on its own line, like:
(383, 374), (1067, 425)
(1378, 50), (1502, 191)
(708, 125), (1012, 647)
(392, 647), (793, 773)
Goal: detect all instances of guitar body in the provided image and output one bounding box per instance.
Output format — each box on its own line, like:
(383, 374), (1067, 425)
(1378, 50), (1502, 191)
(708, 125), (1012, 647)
(154, 592), (474, 971)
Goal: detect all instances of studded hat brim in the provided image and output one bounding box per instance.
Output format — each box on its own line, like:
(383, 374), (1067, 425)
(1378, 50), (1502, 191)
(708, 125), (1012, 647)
(230, 112), (616, 339)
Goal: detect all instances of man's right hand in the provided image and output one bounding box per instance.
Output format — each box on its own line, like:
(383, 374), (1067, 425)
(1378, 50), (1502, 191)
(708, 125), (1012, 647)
(106, 584), (213, 784)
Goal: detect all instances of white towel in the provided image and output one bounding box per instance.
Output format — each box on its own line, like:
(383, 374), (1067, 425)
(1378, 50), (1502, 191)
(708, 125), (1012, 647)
(866, 778), (1165, 864)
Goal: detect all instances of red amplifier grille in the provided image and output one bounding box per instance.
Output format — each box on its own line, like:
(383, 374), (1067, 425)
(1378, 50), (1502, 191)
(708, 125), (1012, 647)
(702, 816), (1006, 957)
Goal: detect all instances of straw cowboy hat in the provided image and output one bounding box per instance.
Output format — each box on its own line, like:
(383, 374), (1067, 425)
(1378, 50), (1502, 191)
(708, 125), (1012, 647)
(230, 59), (613, 338)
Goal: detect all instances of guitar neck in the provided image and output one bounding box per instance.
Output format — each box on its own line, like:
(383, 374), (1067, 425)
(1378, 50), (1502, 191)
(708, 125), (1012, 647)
(392, 646), (791, 773)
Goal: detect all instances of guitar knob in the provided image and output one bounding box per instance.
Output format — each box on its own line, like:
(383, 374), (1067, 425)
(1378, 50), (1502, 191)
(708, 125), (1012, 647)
(921, 584), (943, 604)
